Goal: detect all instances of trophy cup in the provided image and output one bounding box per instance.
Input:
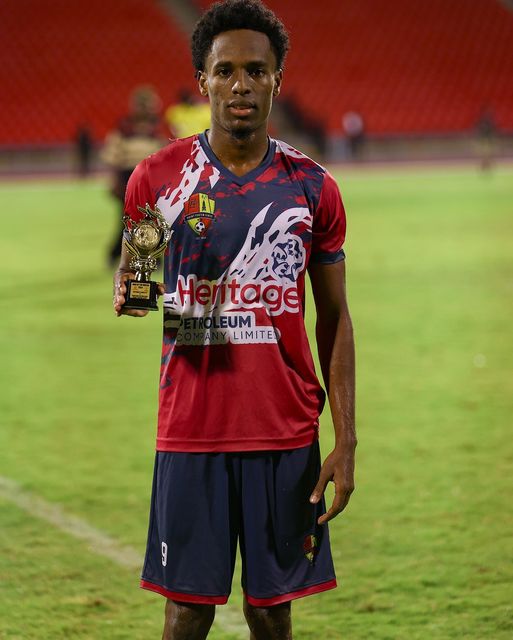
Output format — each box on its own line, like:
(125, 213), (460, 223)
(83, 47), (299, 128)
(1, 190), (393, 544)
(122, 203), (172, 311)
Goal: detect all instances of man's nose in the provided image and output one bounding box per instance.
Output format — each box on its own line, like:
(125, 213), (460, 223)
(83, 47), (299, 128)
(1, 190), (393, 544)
(232, 70), (250, 94)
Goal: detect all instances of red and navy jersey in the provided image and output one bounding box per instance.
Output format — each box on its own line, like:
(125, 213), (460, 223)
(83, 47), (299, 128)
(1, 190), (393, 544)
(125, 132), (346, 452)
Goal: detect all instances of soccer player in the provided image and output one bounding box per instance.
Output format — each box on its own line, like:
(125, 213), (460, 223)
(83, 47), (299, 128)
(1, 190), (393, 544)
(112, 1), (356, 638)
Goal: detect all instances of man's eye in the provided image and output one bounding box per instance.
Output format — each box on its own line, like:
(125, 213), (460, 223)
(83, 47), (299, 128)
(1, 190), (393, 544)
(250, 69), (265, 77)
(217, 68), (230, 76)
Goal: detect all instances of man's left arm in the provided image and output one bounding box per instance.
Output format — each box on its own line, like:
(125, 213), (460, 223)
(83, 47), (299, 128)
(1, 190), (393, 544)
(308, 259), (356, 524)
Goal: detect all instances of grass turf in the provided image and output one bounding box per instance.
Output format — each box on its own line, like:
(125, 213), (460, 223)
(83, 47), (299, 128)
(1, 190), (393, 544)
(1, 165), (512, 639)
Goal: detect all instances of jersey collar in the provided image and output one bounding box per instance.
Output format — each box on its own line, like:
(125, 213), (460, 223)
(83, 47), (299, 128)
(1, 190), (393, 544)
(198, 131), (276, 186)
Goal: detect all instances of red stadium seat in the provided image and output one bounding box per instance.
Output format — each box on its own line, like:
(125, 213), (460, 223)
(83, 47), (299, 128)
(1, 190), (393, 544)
(1, 0), (512, 144)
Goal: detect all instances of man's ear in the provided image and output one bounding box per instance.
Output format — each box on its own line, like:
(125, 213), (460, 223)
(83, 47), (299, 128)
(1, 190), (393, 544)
(273, 69), (283, 97)
(198, 71), (209, 97)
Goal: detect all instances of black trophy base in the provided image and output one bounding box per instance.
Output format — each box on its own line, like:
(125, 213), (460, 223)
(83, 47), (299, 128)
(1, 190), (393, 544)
(123, 279), (159, 311)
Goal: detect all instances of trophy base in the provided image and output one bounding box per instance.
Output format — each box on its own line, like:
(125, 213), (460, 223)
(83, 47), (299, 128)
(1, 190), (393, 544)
(123, 279), (159, 311)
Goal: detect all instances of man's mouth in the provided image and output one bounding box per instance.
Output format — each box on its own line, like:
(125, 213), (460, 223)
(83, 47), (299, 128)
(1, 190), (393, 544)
(228, 102), (256, 117)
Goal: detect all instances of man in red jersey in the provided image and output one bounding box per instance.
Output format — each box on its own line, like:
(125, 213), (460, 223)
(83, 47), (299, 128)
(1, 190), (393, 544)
(113, 2), (356, 638)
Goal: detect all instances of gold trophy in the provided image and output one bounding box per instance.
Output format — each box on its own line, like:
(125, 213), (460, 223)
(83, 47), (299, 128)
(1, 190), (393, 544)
(122, 204), (172, 311)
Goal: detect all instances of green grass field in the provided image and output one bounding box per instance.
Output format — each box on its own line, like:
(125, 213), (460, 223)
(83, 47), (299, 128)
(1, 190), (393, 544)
(1, 164), (512, 639)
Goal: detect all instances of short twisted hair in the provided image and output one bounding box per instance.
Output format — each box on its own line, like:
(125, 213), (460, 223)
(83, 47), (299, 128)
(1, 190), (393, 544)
(191, 0), (289, 72)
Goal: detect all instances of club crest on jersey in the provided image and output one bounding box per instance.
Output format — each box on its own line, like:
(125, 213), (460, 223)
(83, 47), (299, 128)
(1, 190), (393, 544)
(181, 193), (216, 237)
(303, 534), (318, 564)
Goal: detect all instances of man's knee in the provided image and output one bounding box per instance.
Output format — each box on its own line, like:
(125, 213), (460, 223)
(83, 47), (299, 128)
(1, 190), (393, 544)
(243, 599), (292, 640)
(163, 600), (215, 640)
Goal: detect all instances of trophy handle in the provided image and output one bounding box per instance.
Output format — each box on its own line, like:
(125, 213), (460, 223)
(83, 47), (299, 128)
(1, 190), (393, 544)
(137, 203), (168, 229)
(122, 235), (139, 259)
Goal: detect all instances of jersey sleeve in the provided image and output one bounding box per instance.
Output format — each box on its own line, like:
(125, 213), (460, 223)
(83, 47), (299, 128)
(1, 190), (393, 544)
(310, 171), (346, 264)
(123, 159), (154, 223)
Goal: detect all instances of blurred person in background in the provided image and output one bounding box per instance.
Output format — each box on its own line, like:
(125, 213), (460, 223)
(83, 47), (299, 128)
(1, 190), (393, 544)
(113, 1), (356, 638)
(74, 123), (93, 178)
(342, 110), (365, 161)
(102, 85), (165, 265)
(165, 89), (211, 139)
(475, 107), (497, 172)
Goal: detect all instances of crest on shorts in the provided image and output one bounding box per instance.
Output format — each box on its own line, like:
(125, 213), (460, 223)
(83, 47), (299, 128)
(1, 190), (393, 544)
(303, 534), (318, 564)
(181, 193), (216, 237)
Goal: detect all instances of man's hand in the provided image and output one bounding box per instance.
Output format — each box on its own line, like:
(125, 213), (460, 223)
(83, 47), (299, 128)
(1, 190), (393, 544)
(113, 270), (165, 317)
(308, 260), (356, 525)
(310, 443), (356, 525)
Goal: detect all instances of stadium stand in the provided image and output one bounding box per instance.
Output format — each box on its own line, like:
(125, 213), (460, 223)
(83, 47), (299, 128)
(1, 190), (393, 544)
(1, 0), (512, 145)
(0, 0), (196, 145)
(196, 0), (513, 136)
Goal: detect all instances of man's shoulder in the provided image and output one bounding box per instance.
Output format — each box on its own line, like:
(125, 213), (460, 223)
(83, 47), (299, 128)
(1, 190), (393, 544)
(272, 138), (329, 201)
(273, 138), (327, 176)
(145, 134), (200, 169)
(127, 134), (204, 196)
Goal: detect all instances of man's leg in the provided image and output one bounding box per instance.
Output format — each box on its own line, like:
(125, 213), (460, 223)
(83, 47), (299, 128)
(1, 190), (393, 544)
(243, 599), (292, 640)
(239, 444), (336, 638)
(162, 600), (215, 640)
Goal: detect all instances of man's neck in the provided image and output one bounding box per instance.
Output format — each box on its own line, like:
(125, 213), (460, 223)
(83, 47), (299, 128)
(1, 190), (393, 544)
(207, 126), (269, 177)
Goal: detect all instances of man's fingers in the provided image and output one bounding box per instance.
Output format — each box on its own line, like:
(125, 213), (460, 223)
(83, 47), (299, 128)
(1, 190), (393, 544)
(310, 469), (331, 504)
(127, 309), (149, 317)
(318, 506), (339, 525)
(157, 282), (165, 296)
(113, 271), (134, 315)
(118, 307), (149, 318)
(317, 490), (350, 525)
(113, 287), (126, 315)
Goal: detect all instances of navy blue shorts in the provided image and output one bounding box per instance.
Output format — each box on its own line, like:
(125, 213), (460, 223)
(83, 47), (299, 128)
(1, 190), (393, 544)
(140, 441), (337, 606)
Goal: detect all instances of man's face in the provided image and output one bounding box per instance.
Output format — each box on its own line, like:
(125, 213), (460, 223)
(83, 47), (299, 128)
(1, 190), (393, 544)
(198, 29), (282, 138)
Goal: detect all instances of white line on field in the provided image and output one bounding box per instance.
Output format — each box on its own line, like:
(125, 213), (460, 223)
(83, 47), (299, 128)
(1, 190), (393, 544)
(0, 475), (247, 638)
(0, 476), (141, 568)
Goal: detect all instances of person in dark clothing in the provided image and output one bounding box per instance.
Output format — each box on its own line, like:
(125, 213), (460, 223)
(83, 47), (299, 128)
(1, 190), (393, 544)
(102, 86), (165, 265)
(75, 124), (93, 177)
